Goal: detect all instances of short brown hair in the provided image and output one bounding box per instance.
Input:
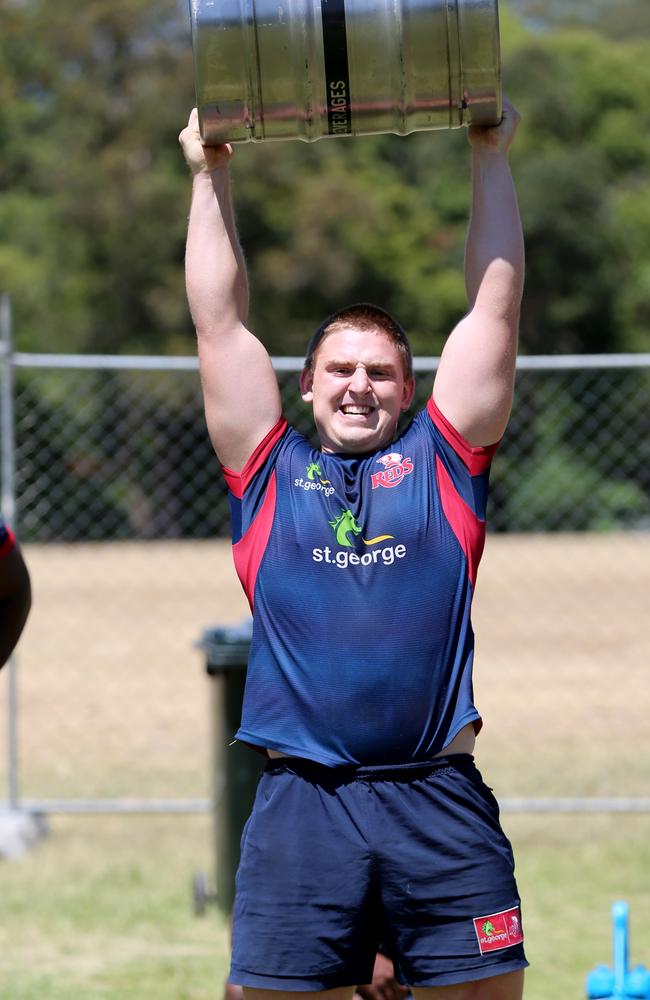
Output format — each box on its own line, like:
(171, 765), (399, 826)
(304, 303), (413, 379)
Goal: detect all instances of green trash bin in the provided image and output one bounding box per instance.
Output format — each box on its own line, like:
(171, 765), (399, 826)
(194, 619), (264, 916)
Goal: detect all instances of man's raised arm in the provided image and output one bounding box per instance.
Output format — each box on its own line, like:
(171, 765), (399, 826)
(432, 97), (525, 448)
(180, 109), (282, 471)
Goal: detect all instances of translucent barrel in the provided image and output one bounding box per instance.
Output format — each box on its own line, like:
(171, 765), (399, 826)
(190, 0), (501, 144)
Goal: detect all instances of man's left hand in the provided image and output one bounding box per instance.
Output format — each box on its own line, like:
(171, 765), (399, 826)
(468, 95), (520, 155)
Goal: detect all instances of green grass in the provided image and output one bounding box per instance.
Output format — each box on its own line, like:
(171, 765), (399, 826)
(1, 813), (649, 998)
(0, 815), (230, 999)
(508, 814), (650, 999)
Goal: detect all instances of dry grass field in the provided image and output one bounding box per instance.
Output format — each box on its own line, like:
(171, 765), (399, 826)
(1, 531), (648, 803)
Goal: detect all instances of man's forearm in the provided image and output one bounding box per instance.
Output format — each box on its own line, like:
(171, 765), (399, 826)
(185, 169), (249, 336)
(465, 147), (524, 320)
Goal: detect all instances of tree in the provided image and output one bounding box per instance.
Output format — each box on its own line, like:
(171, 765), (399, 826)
(504, 25), (650, 354)
(0, 0), (194, 352)
(509, 0), (650, 39)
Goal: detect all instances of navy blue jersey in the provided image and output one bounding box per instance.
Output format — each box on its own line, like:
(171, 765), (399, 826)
(223, 399), (497, 767)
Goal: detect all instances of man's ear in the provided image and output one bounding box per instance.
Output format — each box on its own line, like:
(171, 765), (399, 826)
(299, 367), (314, 403)
(401, 376), (416, 412)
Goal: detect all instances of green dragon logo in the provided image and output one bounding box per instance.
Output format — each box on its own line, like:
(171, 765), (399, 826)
(328, 509), (393, 548)
(482, 920), (497, 937)
(306, 462), (330, 485)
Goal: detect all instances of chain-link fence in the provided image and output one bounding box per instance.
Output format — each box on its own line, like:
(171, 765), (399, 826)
(2, 319), (649, 812)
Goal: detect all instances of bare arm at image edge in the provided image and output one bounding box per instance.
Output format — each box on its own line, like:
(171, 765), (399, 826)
(180, 109), (282, 472)
(433, 97), (525, 448)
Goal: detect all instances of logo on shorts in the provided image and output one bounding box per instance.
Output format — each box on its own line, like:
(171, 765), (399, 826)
(371, 452), (414, 490)
(473, 906), (524, 955)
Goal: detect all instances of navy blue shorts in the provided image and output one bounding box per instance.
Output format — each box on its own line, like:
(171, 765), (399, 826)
(229, 754), (527, 991)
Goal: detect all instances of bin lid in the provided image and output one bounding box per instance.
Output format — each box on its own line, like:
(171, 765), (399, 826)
(197, 618), (253, 669)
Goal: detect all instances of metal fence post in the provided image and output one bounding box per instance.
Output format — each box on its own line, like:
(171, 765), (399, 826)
(0, 294), (20, 810)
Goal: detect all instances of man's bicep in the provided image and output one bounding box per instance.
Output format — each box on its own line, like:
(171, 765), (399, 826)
(198, 324), (282, 471)
(432, 309), (517, 448)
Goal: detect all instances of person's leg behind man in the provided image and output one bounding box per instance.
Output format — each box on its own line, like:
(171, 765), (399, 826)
(412, 969), (524, 1000)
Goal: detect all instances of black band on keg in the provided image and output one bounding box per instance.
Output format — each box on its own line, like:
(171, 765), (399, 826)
(321, 0), (352, 136)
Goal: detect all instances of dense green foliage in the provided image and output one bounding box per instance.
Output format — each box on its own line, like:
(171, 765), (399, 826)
(510, 0), (650, 40)
(1, 0), (649, 357)
(0, 0), (194, 354)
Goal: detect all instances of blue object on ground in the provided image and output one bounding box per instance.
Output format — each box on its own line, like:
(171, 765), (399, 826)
(628, 968), (650, 998)
(587, 965), (616, 998)
(586, 902), (650, 998)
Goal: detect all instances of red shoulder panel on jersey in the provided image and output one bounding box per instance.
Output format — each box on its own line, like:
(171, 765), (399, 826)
(232, 471), (278, 611)
(427, 398), (498, 475)
(222, 417), (288, 499)
(435, 456), (486, 589)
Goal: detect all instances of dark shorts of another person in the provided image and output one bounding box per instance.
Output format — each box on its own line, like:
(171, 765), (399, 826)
(229, 753), (528, 991)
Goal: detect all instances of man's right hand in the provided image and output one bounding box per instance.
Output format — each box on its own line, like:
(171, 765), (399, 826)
(179, 108), (233, 175)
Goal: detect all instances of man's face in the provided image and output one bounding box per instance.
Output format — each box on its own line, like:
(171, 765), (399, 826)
(299, 326), (415, 455)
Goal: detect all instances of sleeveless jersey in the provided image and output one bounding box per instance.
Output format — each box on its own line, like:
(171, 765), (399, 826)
(222, 398), (497, 767)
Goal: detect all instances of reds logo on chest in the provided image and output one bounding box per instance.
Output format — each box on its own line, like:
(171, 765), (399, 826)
(371, 452), (414, 490)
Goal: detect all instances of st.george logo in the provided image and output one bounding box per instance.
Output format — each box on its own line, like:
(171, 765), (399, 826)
(313, 508), (406, 569)
(371, 452), (414, 490)
(294, 462), (334, 497)
(473, 906), (524, 956)
(306, 462), (329, 484)
(327, 509), (392, 548)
